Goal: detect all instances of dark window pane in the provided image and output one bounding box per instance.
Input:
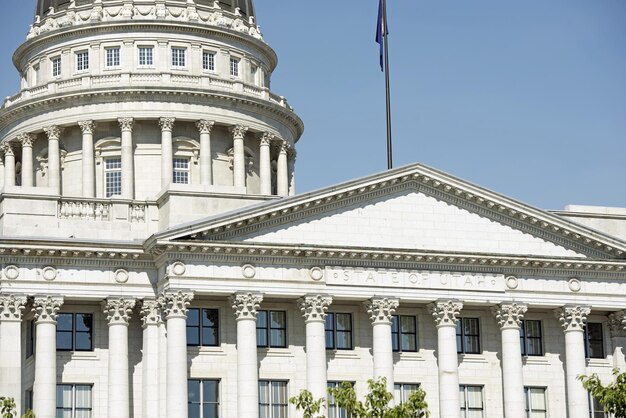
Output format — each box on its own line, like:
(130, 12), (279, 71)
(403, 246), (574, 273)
(188, 404), (200, 418)
(203, 309), (218, 328)
(456, 335), (463, 353)
(187, 309), (200, 327)
(465, 336), (480, 354)
(203, 380), (219, 403)
(270, 329), (286, 347)
(57, 313), (73, 331)
(325, 314), (334, 331)
(526, 321), (541, 338)
(75, 332), (92, 351)
(202, 328), (218, 346)
(270, 311), (286, 329)
(187, 328), (200, 346)
(75, 314), (92, 332)
(588, 341), (604, 359)
(203, 404), (218, 418)
(401, 316), (416, 333)
(57, 332), (73, 351)
(391, 316), (399, 332)
(188, 380), (200, 402)
(325, 330), (334, 349)
(336, 314), (351, 331)
(401, 334), (416, 351)
(257, 328), (268, 347)
(337, 331), (352, 349)
(257, 311), (268, 328)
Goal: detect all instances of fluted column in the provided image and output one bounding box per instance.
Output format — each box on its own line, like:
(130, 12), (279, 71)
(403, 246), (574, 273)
(554, 305), (591, 418)
(141, 300), (162, 418)
(366, 297), (399, 399)
(18, 134), (35, 187)
(196, 120), (214, 185)
(32, 296), (64, 418)
(429, 300), (463, 418)
(230, 292), (263, 418)
(230, 125), (248, 188)
(2, 142), (15, 188)
(492, 303), (528, 418)
(0, 294), (28, 415)
(78, 120), (96, 198)
(160, 117), (175, 188)
(608, 311), (626, 369)
(276, 141), (289, 197)
(298, 295), (333, 401)
(288, 148), (296, 196)
(161, 291), (194, 418)
(259, 132), (273, 195)
(43, 126), (63, 194)
(118, 118), (135, 199)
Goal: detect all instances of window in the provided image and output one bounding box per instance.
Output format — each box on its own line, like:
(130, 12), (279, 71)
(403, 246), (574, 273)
(173, 158), (191, 185)
(325, 313), (352, 350)
(520, 320), (543, 356)
(105, 47), (120, 68)
(456, 318), (480, 354)
(203, 51), (216, 71)
(392, 315), (417, 352)
(187, 308), (219, 347)
(259, 381), (288, 418)
(188, 379), (219, 418)
(459, 385), (484, 418)
(585, 323), (605, 359)
(328, 382), (351, 418)
(57, 313), (93, 351)
(52, 57), (61, 77)
(524, 387), (547, 418)
(394, 383), (420, 405)
(256, 310), (287, 348)
(138, 46), (154, 67)
(25, 388), (33, 412)
(56, 384), (92, 418)
(75, 51), (89, 72)
(26, 319), (35, 357)
(589, 392), (610, 418)
(172, 47), (187, 68)
(105, 158), (122, 198)
(230, 57), (240, 77)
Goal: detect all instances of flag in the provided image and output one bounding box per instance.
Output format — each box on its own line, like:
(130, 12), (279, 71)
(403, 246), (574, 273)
(375, 0), (387, 71)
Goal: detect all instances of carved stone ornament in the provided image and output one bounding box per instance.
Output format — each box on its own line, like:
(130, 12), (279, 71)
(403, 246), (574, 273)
(259, 132), (274, 146)
(230, 125), (249, 138)
(78, 120), (96, 135)
(32, 296), (64, 323)
(103, 298), (136, 326)
(196, 120), (215, 134)
(43, 125), (63, 140)
(118, 117), (135, 132)
(607, 310), (626, 337)
(568, 278), (582, 293)
(1, 143), (15, 157)
(160, 291), (194, 319)
(505, 276), (519, 290)
(159, 117), (176, 132)
(279, 141), (290, 154)
(241, 264), (256, 279)
(3, 265), (20, 280)
(365, 297), (399, 324)
(170, 262), (186, 276)
(0, 294), (28, 322)
(17, 133), (35, 147)
(114, 269), (130, 284)
(230, 292), (263, 320)
(554, 305), (591, 332)
(41, 266), (58, 281)
(309, 267), (324, 281)
(298, 295), (332, 322)
(428, 300), (463, 327)
(140, 299), (162, 328)
(492, 303), (528, 329)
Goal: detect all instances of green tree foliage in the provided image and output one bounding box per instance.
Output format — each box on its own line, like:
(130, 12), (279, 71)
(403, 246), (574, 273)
(290, 378), (429, 418)
(579, 368), (626, 418)
(0, 397), (36, 418)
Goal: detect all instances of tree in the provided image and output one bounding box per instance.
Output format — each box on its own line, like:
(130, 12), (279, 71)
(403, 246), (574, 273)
(579, 368), (626, 418)
(290, 378), (429, 418)
(0, 397), (36, 418)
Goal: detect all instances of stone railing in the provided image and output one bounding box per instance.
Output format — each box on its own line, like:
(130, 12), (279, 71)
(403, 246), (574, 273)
(58, 198), (152, 223)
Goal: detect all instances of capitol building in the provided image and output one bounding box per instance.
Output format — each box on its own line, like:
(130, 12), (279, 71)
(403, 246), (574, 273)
(0, 1), (625, 418)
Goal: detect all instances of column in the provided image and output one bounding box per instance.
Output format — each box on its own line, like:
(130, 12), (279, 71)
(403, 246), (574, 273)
(18, 134), (35, 187)
(141, 300), (162, 418)
(118, 118), (135, 199)
(554, 305), (591, 418)
(103, 298), (136, 418)
(428, 300), (463, 418)
(196, 120), (214, 186)
(492, 303), (528, 418)
(32, 296), (64, 418)
(159, 117), (175, 188)
(276, 141), (289, 197)
(259, 132), (273, 195)
(78, 120), (96, 198)
(0, 294), (28, 415)
(230, 292), (263, 418)
(288, 148), (296, 196)
(298, 295), (333, 401)
(43, 126), (63, 194)
(2, 142), (15, 188)
(161, 291), (194, 418)
(608, 311), (626, 369)
(230, 125), (248, 188)
(366, 297), (399, 399)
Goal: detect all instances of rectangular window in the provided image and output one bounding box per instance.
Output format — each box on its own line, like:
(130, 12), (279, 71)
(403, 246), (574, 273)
(172, 47), (187, 68)
(105, 47), (121, 68)
(52, 57), (62, 77)
(327, 382), (351, 418)
(524, 387), (547, 418)
(105, 158), (122, 198)
(138, 46), (154, 67)
(173, 158), (191, 185)
(256, 310), (287, 348)
(186, 308), (219, 347)
(325, 313), (352, 350)
(459, 385), (484, 418)
(259, 381), (288, 418)
(25, 388), (33, 412)
(520, 320), (543, 356)
(203, 51), (216, 71)
(394, 383), (420, 405)
(589, 392), (609, 418)
(56, 313), (93, 351)
(230, 58), (240, 77)
(456, 318), (480, 354)
(392, 315), (417, 352)
(585, 323), (605, 359)
(188, 379), (219, 418)
(26, 319), (35, 358)
(75, 51), (89, 72)
(56, 384), (93, 418)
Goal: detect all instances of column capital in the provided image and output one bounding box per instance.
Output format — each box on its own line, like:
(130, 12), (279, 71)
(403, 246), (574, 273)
(279, 140), (290, 154)
(0, 294), (28, 322)
(43, 125), (63, 140)
(230, 292), (263, 320)
(230, 124), (249, 139)
(32, 296), (64, 324)
(196, 119), (215, 134)
(298, 294), (332, 322)
(17, 133), (35, 147)
(428, 300), (463, 327)
(159, 117), (176, 132)
(365, 297), (399, 324)
(492, 302), (528, 329)
(259, 132), (274, 146)
(1, 142), (15, 157)
(554, 305), (591, 332)
(607, 310), (626, 338)
(159, 290), (194, 319)
(103, 297), (136, 326)
(140, 298), (162, 328)
(78, 120), (96, 135)
(118, 117), (135, 132)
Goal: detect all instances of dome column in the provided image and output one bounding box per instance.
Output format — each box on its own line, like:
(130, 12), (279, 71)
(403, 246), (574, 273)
(288, 148), (296, 196)
(259, 132), (273, 195)
(196, 120), (214, 186)
(277, 140), (289, 197)
(159, 118), (175, 188)
(78, 121), (96, 198)
(118, 118), (135, 199)
(43, 126), (63, 194)
(230, 125), (248, 188)
(2, 143), (16, 188)
(18, 134), (34, 187)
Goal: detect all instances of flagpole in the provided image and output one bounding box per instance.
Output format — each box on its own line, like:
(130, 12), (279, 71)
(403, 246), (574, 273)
(382, 0), (393, 170)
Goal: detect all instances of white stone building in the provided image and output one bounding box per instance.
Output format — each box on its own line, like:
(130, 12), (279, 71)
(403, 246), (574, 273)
(0, 1), (625, 418)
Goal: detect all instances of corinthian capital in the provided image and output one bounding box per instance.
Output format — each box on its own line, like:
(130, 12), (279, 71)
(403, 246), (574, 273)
(0, 294), (28, 322)
(103, 298), (136, 326)
(279, 140), (290, 154)
(159, 117), (176, 132)
(17, 133), (35, 147)
(140, 298), (162, 328)
(230, 292), (263, 320)
(118, 117), (134, 132)
(196, 119), (215, 134)
(78, 120), (96, 135)
(492, 303), (527, 329)
(554, 305), (591, 332)
(298, 294), (332, 322)
(32, 296), (64, 323)
(1, 142), (15, 157)
(607, 310), (626, 337)
(365, 297), (399, 324)
(230, 125), (249, 139)
(259, 132), (274, 146)
(43, 126), (63, 140)
(159, 291), (194, 319)
(428, 300), (463, 327)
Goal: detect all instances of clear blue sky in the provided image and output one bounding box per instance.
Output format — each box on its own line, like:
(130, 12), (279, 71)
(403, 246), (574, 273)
(1, 1), (624, 210)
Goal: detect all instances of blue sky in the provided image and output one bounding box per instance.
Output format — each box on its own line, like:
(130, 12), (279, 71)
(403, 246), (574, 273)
(1, 1), (624, 210)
